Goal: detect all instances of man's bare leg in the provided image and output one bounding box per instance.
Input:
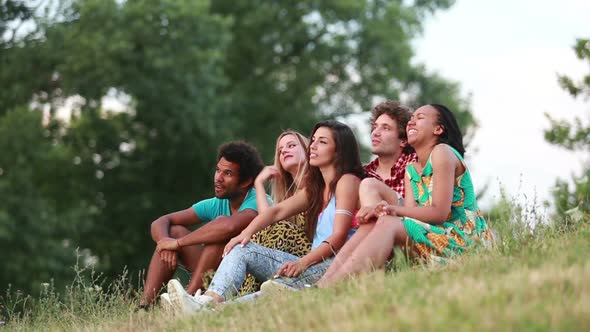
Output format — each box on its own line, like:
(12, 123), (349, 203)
(317, 223), (374, 286)
(186, 243), (225, 294)
(318, 179), (403, 287)
(318, 178), (405, 287)
(140, 225), (204, 306)
(358, 178), (402, 208)
(318, 215), (408, 287)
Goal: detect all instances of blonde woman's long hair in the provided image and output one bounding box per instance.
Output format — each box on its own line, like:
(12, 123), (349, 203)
(271, 130), (309, 204)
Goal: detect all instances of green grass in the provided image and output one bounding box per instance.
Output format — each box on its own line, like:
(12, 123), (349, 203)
(3, 211), (589, 331)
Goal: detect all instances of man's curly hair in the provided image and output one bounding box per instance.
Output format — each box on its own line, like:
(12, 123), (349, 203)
(370, 100), (413, 154)
(217, 141), (264, 186)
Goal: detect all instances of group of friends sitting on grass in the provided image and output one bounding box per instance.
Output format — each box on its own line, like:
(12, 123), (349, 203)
(138, 101), (494, 314)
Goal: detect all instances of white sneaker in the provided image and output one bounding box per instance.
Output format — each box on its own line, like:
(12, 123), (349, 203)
(260, 279), (297, 294)
(160, 293), (173, 312)
(167, 279), (214, 315)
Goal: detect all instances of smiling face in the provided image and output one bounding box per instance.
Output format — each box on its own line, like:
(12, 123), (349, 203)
(308, 126), (337, 168)
(371, 113), (407, 157)
(213, 157), (244, 199)
(277, 134), (307, 175)
(406, 105), (443, 146)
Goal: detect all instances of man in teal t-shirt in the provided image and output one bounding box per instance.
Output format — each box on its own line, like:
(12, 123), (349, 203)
(139, 141), (266, 308)
(191, 188), (258, 223)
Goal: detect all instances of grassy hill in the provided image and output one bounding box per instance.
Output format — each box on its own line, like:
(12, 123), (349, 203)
(3, 213), (589, 331)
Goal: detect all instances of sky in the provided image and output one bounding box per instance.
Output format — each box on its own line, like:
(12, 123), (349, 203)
(81, 0), (590, 215)
(409, 0), (589, 212)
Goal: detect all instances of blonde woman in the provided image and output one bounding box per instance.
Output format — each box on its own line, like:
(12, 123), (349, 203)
(167, 121), (364, 313)
(240, 131), (312, 294)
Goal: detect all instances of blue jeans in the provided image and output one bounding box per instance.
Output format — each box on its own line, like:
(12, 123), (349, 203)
(208, 242), (332, 301)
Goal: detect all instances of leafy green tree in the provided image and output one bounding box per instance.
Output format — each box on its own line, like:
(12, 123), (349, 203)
(0, 0), (478, 291)
(0, 108), (92, 292)
(1, 0), (233, 287)
(545, 38), (590, 218)
(209, 0), (474, 155)
(43, 0), (233, 277)
(0, 0), (32, 39)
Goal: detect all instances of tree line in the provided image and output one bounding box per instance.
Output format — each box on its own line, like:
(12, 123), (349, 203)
(0, 0), (476, 293)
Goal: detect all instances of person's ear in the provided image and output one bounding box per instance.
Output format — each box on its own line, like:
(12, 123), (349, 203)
(239, 178), (253, 189)
(434, 125), (444, 136)
(399, 139), (407, 149)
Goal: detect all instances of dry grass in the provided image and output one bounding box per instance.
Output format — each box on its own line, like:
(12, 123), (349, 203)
(4, 216), (590, 331)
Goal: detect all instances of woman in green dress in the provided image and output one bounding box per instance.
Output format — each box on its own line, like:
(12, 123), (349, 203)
(317, 104), (493, 286)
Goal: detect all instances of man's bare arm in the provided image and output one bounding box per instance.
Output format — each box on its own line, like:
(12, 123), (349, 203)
(150, 208), (202, 242)
(159, 209), (258, 250)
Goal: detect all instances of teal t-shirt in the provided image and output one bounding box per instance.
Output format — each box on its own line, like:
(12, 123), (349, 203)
(192, 188), (268, 223)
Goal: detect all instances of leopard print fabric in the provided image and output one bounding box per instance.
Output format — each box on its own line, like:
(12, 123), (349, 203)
(237, 213), (311, 296)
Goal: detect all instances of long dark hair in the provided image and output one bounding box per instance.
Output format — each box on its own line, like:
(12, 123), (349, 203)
(303, 120), (365, 240)
(429, 104), (466, 157)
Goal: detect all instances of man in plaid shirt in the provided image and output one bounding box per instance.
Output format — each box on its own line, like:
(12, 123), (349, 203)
(364, 101), (417, 199)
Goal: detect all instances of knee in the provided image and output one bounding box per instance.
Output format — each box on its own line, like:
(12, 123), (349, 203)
(357, 223), (375, 232)
(360, 177), (382, 192)
(225, 242), (246, 259)
(200, 243), (225, 259)
(227, 242), (260, 260)
(169, 225), (189, 238)
(375, 216), (401, 231)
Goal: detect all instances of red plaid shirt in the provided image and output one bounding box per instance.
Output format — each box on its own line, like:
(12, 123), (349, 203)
(364, 152), (417, 197)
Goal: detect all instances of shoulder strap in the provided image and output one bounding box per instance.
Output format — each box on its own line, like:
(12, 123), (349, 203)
(406, 163), (418, 179)
(436, 144), (467, 169)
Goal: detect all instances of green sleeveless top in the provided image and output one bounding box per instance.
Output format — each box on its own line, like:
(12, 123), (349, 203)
(402, 144), (491, 261)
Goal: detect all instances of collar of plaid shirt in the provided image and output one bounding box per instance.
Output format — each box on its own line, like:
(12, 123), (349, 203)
(363, 152), (417, 196)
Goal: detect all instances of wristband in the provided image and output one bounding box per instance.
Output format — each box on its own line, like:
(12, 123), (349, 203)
(321, 240), (336, 253)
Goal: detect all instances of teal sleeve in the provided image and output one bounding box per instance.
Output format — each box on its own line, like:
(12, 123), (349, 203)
(192, 197), (220, 222)
(238, 188), (272, 212)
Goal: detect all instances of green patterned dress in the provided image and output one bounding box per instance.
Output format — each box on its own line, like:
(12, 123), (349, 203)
(402, 145), (493, 263)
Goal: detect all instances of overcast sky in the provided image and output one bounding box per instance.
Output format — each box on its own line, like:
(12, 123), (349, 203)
(412, 0), (589, 213)
(97, 0), (589, 215)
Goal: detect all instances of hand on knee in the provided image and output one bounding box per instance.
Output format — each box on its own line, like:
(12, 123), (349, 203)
(226, 242), (253, 257)
(159, 250), (178, 271)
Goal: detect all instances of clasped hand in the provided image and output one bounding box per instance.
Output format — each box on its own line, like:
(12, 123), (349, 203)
(155, 237), (179, 269)
(156, 237), (179, 252)
(355, 200), (396, 224)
